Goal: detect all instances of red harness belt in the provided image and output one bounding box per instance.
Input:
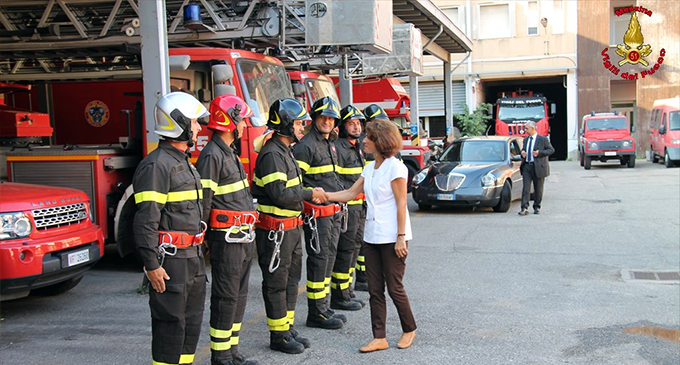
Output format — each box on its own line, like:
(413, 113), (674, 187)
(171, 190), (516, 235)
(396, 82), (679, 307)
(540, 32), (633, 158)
(158, 230), (205, 248)
(302, 201), (341, 217)
(209, 209), (259, 229)
(256, 213), (303, 231)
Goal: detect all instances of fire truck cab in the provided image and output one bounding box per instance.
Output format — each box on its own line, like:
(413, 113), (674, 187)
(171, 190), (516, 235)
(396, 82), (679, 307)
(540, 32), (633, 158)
(578, 111), (636, 170)
(494, 91), (555, 137)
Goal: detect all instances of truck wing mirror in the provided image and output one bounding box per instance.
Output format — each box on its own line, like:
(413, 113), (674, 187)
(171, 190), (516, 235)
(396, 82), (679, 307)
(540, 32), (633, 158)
(550, 103), (557, 115)
(169, 55), (190, 71)
(659, 124), (666, 134)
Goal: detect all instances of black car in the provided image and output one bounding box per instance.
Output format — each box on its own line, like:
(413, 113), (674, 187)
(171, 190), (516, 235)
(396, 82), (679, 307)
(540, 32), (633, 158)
(412, 136), (524, 212)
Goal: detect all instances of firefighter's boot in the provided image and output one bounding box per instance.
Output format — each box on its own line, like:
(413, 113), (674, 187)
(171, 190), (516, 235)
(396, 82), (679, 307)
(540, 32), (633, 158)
(306, 310), (344, 329)
(270, 331), (305, 354)
(230, 348), (259, 365)
(328, 308), (348, 323)
(289, 326), (311, 348)
(331, 298), (363, 311)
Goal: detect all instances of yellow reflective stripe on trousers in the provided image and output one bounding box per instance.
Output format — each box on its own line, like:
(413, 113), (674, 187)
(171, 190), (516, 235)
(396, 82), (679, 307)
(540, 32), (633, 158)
(330, 281), (351, 290)
(232, 322), (242, 332)
(211, 341), (231, 351)
(336, 165), (363, 175)
(306, 164), (335, 174)
(229, 335), (239, 346)
(307, 291), (327, 299)
(257, 204), (301, 217)
(357, 255), (365, 263)
(135, 191), (167, 204)
(307, 280), (325, 289)
(210, 327), (232, 339)
(152, 361), (177, 365)
(178, 354), (194, 364)
(267, 317), (289, 331)
(287, 311), (295, 325)
(332, 271), (351, 280)
(347, 199), (364, 205)
(297, 160), (310, 172)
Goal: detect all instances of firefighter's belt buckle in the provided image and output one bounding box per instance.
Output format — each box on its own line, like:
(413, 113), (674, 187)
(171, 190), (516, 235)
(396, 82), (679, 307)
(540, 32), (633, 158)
(225, 213), (257, 243)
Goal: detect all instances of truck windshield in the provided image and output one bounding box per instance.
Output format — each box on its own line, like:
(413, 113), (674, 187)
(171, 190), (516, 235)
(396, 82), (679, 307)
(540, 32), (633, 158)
(586, 117), (628, 131)
(440, 141), (506, 163)
(669, 111), (679, 131)
(498, 103), (545, 121)
(237, 59), (293, 126)
(305, 78), (340, 105)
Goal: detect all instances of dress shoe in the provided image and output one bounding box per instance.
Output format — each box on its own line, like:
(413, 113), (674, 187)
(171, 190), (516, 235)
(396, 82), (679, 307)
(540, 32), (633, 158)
(359, 338), (389, 353)
(331, 299), (363, 311)
(518, 209), (529, 216)
(354, 281), (369, 292)
(289, 327), (311, 348)
(397, 331), (416, 349)
(533, 208), (540, 215)
(306, 311), (344, 329)
(270, 332), (305, 354)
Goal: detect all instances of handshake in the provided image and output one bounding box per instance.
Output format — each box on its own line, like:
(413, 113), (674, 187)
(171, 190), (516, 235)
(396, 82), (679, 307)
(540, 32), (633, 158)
(311, 187), (329, 204)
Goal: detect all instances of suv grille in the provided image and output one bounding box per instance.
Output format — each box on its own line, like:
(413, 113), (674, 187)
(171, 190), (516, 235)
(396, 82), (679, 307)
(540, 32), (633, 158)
(32, 203), (88, 230)
(435, 173), (465, 191)
(597, 140), (625, 150)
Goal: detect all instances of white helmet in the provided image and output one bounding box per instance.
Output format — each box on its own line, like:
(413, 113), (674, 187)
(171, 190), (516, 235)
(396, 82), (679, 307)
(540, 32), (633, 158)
(154, 92), (209, 141)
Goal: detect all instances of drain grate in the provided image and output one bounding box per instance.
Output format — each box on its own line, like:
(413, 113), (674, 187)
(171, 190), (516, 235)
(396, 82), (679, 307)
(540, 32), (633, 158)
(621, 270), (680, 283)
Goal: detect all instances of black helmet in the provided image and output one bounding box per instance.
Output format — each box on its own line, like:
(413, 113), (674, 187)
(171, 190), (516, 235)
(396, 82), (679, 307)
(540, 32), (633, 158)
(310, 97), (341, 127)
(338, 105), (365, 139)
(363, 104), (389, 122)
(268, 98), (310, 138)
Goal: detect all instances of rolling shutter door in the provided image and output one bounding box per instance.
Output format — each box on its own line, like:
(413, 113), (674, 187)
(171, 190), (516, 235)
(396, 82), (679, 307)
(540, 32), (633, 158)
(407, 81), (466, 117)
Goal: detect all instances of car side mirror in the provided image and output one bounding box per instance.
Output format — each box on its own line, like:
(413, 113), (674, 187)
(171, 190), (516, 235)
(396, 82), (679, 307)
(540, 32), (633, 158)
(511, 155), (522, 162)
(659, 125), (666, 134)
(550, 103), (557, 115)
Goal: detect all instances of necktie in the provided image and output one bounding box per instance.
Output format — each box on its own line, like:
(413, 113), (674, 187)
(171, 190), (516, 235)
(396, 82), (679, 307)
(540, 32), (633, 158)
(527, 136), (534, 162)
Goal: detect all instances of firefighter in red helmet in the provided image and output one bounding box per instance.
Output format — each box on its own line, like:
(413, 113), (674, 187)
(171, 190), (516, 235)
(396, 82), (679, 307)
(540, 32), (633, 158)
(195, 94), (259, 365)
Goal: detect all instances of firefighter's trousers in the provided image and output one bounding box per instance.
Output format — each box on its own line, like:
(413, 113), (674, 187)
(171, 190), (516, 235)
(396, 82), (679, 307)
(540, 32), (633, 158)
(256, 226), (303, 334)
(149, 246), (206, 365)
(304, 214), (341, 315)
(208, 237), (255, 364)
(332, 206), (365, 302)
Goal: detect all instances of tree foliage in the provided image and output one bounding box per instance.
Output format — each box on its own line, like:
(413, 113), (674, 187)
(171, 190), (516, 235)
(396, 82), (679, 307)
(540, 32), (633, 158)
(454, 102), (493, 136)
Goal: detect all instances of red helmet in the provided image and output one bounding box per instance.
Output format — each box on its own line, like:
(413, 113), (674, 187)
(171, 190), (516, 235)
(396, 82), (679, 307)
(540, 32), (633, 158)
(207, 94), (253, 133)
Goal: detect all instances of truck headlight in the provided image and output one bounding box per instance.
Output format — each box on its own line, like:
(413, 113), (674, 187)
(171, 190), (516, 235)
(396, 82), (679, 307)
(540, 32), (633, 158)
(1, 212), (33, 240)
(671, 139), (680, 145)
(413, 169), (428, 185)
(622, 140), (630, 148)
(588, 141), (598, 150)
(481, 172), (496, 187)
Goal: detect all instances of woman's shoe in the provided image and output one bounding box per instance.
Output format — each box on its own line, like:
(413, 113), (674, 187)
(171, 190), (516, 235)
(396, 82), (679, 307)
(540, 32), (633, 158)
(359, 338), (389, 353)
(397, 331), (416, 349)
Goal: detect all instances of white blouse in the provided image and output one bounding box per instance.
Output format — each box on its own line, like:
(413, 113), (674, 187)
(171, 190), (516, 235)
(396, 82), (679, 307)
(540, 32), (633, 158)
(361, 156), (413, 244)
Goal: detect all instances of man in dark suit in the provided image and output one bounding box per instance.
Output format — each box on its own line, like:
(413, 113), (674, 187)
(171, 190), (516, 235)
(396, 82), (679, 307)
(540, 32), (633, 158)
(519, 121), (555, 215)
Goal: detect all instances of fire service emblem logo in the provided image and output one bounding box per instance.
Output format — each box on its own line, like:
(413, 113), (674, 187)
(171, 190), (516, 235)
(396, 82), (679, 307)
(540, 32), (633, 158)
(601, 6), (665, 80)
(84, 100), (110, 127)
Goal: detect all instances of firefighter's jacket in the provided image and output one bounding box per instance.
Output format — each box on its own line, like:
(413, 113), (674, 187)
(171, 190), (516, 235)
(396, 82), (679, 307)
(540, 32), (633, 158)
(132, 141), (203, 271)
(293, 127), (344, 195)
(195, 135), (254, 222)
(335, 137), (366, 207)
(251, 135), (312, 218)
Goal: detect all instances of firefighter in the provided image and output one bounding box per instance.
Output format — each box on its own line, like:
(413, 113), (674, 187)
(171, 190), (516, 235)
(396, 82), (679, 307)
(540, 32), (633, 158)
(332, 105), (368, 308)
(294, 96), (347, 329)
(251, 98), (326, 354)
(132, 92), (209, 365)
(195, 95), (258, 365)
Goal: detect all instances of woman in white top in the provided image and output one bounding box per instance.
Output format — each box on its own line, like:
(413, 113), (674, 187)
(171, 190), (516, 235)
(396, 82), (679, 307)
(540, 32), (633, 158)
(326, 119), (417, 353)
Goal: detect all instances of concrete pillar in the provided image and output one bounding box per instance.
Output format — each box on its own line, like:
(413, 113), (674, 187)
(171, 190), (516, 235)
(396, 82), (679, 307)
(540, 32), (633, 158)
(409, 75), (420, 146)
(140, 0), (170, 153)
(567, 72), (578, 159)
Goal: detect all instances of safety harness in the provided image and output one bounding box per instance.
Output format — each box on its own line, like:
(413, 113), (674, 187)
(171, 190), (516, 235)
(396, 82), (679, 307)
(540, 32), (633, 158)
(209, 209), (258, 243)
(255, 214), (304, 273)
(302, 201), (348, 254)
(156, 221), (207, 266)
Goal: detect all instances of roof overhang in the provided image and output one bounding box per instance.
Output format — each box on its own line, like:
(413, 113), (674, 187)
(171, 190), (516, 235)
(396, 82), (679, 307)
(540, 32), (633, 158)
(393, 0), (473, 62)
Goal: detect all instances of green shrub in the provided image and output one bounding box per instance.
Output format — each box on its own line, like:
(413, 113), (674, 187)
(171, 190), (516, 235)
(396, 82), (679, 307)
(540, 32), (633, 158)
(453, 102), (493, 137)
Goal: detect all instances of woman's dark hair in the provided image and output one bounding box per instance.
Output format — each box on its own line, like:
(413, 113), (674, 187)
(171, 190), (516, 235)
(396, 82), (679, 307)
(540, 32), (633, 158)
(365, 119), (402, 159)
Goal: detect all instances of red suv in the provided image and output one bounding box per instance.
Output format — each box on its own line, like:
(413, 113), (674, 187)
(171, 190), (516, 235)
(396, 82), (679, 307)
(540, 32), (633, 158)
(579, 112), (636, 170)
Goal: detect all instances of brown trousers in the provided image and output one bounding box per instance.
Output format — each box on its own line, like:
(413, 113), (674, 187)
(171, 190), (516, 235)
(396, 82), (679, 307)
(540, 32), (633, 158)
(364, 242), (417, 338)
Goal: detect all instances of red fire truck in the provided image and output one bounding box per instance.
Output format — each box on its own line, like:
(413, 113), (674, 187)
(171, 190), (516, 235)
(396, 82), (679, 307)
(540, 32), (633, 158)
(494, 90), (555, 137)
(4, 48), (293, 258)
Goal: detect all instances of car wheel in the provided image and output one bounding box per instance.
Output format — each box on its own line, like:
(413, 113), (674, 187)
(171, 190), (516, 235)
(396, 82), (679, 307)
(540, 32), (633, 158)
(493, 181), (511, 213)
(627, 155), (636, 168)
(584, 155), (592, 170)
(665, 150), (673, 168)
(418, 203), (432, 211)
(579, 151), (584, 167)
(32, 275), (84, 296)
(651, 147), (659, 163)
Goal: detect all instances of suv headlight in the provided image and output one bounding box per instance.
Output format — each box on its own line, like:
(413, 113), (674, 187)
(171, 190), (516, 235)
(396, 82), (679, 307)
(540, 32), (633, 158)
(481, 172), (496, 187)
(413, 169), (428, 185)
(1, 212), (33, 240)
(588, 141), (598, 150)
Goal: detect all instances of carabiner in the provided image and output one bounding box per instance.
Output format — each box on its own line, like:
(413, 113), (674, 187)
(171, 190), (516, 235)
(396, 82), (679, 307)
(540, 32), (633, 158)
(340, 203), (349, 233)
(304, 209), (320, 254)
(268, 222), (285, 273)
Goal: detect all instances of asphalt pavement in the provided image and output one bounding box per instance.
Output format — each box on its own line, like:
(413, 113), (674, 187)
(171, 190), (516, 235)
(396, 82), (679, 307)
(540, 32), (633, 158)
(1, 159), (679, 365)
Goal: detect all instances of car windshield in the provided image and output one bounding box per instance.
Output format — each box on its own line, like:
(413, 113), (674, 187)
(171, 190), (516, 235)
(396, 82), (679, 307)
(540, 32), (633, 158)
(586, 117), (628, 131)
(305, 78), (340, 106)
(237, 59), (293, 126)
(498, 102), (545, 121)
(669, 111), (680, 131)
(440, 140), (507, 163)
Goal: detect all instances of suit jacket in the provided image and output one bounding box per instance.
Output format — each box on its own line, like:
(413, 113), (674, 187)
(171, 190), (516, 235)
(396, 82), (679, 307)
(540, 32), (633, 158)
(521, 134), (555, 178)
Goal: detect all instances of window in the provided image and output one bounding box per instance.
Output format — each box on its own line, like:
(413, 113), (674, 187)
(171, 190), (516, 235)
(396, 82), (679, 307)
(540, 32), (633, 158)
(527, 1), (539, 36)
(611, 5), (633, 45)
(428, 116), (446, 138)
(510, 140), (521, 156)
(441, 6), (466, 35)
(478, 3), (512, 39)
(669, 111), (680, 131)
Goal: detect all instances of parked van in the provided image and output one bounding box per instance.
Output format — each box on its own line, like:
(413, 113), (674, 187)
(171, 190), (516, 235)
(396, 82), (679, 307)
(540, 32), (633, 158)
(649, 96), (680, 168)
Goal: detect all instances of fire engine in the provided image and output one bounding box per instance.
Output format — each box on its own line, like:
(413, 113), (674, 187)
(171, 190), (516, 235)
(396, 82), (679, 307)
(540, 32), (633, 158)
(494, 90), (555, 137)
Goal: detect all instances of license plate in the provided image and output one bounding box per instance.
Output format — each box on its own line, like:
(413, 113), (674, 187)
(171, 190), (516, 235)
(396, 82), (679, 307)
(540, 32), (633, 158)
(67, 249), (90, 267)
(604, 151), (616, 156)
(437, 194), (455, 201)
